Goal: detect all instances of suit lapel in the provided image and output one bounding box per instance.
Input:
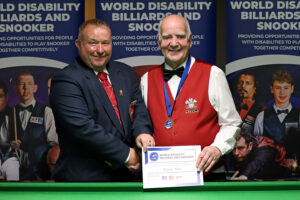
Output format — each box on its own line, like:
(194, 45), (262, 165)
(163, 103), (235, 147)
(108, 63), (129, 137)
(82, 66), (124, 134)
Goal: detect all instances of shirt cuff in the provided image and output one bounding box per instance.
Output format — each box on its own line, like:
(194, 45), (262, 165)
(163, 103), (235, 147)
(124, 150), (130, 164)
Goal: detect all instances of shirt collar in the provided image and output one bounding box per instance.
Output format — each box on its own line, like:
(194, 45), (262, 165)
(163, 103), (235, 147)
(20, 99), (36, 108)
(273, 103), (292, 113)
(164, 56), (196, 70)
(94, 67), (109, 76)
(164, 57), (195, 76)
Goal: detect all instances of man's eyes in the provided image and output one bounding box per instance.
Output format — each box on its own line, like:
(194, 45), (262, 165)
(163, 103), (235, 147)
(19, 83), (32, 86)
(88, 41), (97, 45)
(162, 35), (172, 40)
(162, 35), (186, 40)
(88, 41), (110, 45)
(177, 35), (186, 39)
(102, 41), (111, 45)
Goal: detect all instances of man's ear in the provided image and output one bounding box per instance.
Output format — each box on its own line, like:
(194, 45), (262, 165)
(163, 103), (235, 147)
(270, 85), (273, 94)
(75, 39), (80, 49)
(4, 94), (8, 102)
(33, 84), (38, 93)
(157, 34), (162, 49)
(189, 33), (193, 48)
(13, 85), (18, 94)
(248, 142), (253, 151)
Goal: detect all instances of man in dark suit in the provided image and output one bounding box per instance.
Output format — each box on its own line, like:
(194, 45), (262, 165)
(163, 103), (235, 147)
(49, 19), (154, 182)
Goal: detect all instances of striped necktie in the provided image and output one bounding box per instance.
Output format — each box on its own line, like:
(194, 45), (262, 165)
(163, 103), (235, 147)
(97, 72), (122, 124)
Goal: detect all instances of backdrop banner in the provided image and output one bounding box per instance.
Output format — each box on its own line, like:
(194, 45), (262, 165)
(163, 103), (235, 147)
(0, 0), (84, 182)
(226, 0), (300, 180)
(96, 0), (216, 73)
(0, 0), (84, 105)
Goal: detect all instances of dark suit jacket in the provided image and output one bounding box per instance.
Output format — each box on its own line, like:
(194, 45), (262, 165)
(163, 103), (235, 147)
(50, 57), (153, 181)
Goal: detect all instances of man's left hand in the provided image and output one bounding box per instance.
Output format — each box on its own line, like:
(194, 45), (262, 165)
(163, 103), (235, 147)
(136, 133), (155, 152)
(196, 146), (221, 172)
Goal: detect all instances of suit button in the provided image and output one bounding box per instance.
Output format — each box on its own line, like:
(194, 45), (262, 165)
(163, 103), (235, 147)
(172, 132), (176, 135)
(105, 161), (112, 167)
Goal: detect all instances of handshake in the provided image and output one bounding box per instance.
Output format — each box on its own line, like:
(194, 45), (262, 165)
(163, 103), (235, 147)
(125, 133), (155, 171)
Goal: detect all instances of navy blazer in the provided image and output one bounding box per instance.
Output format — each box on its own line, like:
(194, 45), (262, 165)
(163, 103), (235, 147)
(50, 57), (153, 181)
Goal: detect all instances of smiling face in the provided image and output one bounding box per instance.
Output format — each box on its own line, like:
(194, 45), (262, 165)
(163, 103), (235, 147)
(270, 81), (294, 109)
(75, 24), (112, 72)
(158, 15), (192, 69)
(237, 74), (256, 101)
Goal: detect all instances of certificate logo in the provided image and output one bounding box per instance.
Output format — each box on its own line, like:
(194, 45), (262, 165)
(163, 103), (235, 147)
(149, 152), (159, 161)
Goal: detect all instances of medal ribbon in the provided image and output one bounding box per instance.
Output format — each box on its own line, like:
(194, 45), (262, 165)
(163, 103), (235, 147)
(163, 56), (191, 117)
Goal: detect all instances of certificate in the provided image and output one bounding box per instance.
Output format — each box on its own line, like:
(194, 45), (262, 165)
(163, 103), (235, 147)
(142, 145), (203, 189)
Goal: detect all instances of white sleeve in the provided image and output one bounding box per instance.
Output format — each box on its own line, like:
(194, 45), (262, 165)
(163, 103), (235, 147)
(140, 72), (148, 107)
(209, 66), (242, 155)
(253, 111), (264, 136)
(44, 106), (59, 145)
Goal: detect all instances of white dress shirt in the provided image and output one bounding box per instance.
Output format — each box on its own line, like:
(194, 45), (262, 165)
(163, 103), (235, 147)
(253, 104), (298, 136)
(140, 56), (242, 155)
(0, 115), (9, 144)
(0, 111), (20, 181)
(94, 67), (112, 84)
(18, 99), (58, 144)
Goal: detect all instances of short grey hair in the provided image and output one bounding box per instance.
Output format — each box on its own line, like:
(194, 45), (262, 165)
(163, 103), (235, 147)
(157, 15), (191, 42)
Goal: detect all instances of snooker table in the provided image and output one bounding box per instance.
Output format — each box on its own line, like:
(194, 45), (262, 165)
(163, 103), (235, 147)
(1, 181), (300, 200)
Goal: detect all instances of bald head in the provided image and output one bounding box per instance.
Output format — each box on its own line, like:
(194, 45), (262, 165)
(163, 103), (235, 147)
(158, 15), (191, 42)
(157, 14), (192, 68)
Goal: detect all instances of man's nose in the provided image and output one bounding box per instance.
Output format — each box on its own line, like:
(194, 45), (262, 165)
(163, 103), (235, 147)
(96, 44), (104, 53)
(233, 149), (238, 155)
(280, 88), (284, 94)
(169, 38), (178, 46)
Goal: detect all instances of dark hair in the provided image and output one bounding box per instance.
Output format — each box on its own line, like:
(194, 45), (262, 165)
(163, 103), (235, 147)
(77, 19), (110, 41)
(239, 72), (258, 89)
(271, 69), (293, 86)
(236, 129), (256, 147)
(0, 80), (8, 94)
(16, 71), (35, 84)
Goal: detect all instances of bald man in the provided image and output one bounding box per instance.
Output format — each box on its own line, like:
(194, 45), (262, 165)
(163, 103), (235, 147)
(140, 14), (242, 174)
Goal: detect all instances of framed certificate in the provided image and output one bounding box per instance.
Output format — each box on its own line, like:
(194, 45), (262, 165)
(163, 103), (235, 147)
(142, 145), (204, 189)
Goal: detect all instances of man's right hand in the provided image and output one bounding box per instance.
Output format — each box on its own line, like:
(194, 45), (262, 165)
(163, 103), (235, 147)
(125, 147), (141, 172)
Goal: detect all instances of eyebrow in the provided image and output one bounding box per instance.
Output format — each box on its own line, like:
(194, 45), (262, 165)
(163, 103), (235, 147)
(161, 32), (186, 37)
(176, 32), (186, 36)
